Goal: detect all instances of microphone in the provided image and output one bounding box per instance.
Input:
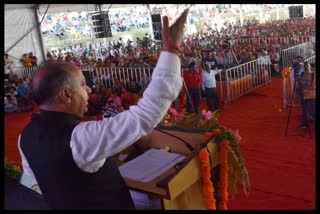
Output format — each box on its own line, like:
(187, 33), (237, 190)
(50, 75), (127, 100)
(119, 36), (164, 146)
(154, 127), (195, 152)
(100, 108), (195, 152)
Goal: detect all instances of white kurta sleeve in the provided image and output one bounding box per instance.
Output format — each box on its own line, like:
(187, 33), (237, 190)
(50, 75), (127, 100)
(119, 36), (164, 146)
(70, 51), (183, 172)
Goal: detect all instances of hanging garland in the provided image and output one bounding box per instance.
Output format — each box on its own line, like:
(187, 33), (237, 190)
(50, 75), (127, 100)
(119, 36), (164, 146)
(198, 148), (216, 210)
(160, 108), (250, 210)
(282, 66), (291, 80)
(217, 139), (229, 210)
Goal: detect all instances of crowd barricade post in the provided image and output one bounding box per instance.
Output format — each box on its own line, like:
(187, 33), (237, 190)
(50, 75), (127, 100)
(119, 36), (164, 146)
(281, 55), (316, 110)
(304, 55), (315, 64)
(125, 68), (130, 87)
(134, 68), (138, 82)
(103, 67), (108, 86)
(118, 68), (123, 84)
(143, 68), (147, 85)
(224, 56), (272, 106)
(217, 71), (224, 105)
(281, 42), (315, 108)
(281, 42), (313, 68)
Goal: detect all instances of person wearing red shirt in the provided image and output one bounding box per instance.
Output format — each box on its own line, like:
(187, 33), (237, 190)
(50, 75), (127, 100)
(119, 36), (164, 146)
(183, 62), (201, 113)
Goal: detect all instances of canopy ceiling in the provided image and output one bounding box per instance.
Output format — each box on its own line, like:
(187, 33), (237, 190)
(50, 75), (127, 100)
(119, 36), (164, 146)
(5, 4), (148, 14)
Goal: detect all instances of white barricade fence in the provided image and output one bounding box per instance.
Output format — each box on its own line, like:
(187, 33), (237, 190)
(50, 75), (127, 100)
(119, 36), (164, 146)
(9, 65), (153, 89)
(10, 66), (38, 79)
(304, 55), (316, 65)
(224, 55), (272, 104)
(281, 55), (316, 110)
(281, 42), (313, 68)
(78, 66), (153, 88)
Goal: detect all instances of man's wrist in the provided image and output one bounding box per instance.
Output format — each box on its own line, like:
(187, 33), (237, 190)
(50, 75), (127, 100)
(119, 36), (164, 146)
(163, 45), (181, 56)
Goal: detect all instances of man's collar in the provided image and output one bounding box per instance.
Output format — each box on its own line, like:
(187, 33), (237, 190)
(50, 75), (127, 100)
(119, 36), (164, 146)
(38, 110), (77, 125)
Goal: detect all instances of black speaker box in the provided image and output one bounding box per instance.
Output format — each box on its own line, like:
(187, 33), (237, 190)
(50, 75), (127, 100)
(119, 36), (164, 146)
(289, 6), (303, 18)
(151, 14), (162, 41)
(91, 12), (112, 38)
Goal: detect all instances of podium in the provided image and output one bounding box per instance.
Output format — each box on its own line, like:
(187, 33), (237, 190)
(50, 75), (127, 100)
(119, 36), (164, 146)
(114, 126), (220, 210)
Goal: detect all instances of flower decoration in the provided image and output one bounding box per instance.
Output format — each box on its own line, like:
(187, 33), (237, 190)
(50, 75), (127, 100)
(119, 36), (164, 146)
(198, 148), (216, 210)
(160, 108), (250, 210)
(282, 67), (291, 80)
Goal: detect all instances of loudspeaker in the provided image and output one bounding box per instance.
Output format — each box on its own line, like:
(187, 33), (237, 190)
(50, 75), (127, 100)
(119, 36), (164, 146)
(289, 6), (303, 18)
(91, 12), (112, 38)
(151, 14), (162, 41)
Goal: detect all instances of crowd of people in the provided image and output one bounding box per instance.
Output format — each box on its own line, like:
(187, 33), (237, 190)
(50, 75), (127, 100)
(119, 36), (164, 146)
(4, 75), (33, 113)
(15, 17), (315, 72)
(5, 17), (315, 116)
(4, 6), (316, 210)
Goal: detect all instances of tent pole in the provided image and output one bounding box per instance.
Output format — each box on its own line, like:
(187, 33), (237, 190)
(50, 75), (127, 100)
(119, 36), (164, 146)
(147, 4), (154, 40)
(34, 6), (47, 63)
(5, 4), (50, 55)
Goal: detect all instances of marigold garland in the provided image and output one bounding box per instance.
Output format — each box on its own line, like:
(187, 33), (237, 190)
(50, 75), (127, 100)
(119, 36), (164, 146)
(204, 132), (213, 142)
(282, 67), (290, 80)
(198, 149), (216, 210)
(161, 108), (250, 209)
(217, 140), (229, 210)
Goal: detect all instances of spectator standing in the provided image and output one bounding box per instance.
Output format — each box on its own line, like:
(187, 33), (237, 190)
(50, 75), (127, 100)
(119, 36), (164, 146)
(183, 62), (201, 113)
(201, 63), (223, 112)
(29, 52), (38, 66)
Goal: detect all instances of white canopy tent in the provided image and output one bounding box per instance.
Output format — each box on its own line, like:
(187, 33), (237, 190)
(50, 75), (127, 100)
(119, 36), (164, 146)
(4, 4), (147, 66)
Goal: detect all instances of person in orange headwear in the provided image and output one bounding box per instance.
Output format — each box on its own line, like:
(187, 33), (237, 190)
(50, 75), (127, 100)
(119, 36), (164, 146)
(21, 53), (32, 67)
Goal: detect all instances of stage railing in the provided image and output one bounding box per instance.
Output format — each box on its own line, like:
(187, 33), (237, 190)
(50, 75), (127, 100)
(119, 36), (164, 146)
(10, 66), (38, 79)
(211, 35), (310, 48)
(80, 66), (153, 87)
(11, 65), (153, 89)
(304, 55), (316, 64)
(281, 42), (314, 68)
(224, 55), (272, 105)
(281, 55), (316, 110)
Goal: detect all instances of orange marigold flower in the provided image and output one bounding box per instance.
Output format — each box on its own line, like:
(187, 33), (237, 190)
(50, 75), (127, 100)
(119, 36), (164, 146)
(204, 132), (213, 141)
(200, 158), (209, 166)
(205, 197), (216, 208)
(212, 128), (221, 135)
(203, 181), (214, 193)
(198, 149), (209, 161)
(198, 148), (216, 210)
(207, 203), (216, 210)
(202, 187), (212, 198)
(201, 168), (211, 181)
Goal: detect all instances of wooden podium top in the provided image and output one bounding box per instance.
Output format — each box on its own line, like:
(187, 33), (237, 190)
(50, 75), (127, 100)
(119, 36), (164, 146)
(114, 127), (219, 201)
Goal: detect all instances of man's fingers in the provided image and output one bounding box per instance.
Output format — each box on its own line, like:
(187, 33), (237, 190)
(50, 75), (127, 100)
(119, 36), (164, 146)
(177, 9), (189, 25)
(172, 9), (189, 32)
(162, 16), (169, 30)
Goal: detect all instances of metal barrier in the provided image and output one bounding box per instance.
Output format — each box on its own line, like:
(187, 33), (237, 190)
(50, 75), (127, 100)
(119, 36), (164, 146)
(10, 66), (38, 79)
(80, 67), (153, 88)
(9, 66), (153, 89)
(281, 55), (316, 110)
(304, 55), (316, 64)
(224, 55), (272, 104)
(281, 42), (313, 68)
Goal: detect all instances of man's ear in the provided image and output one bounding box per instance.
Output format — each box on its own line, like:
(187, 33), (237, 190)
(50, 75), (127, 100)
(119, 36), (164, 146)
(57, 89), (72, 104)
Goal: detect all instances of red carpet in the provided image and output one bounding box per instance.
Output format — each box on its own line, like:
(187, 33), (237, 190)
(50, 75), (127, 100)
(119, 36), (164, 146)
(4, 77), (315, 209)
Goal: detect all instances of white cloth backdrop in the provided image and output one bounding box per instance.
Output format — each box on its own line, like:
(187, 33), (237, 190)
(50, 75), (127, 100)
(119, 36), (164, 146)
(5, 7), (45, 66)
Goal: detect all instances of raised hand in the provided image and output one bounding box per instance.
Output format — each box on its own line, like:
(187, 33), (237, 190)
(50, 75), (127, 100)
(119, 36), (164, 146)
(162, 9), (189, 55)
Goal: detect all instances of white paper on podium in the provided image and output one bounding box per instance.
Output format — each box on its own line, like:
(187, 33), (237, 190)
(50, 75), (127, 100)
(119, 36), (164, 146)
(119, 148), (186, 182)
